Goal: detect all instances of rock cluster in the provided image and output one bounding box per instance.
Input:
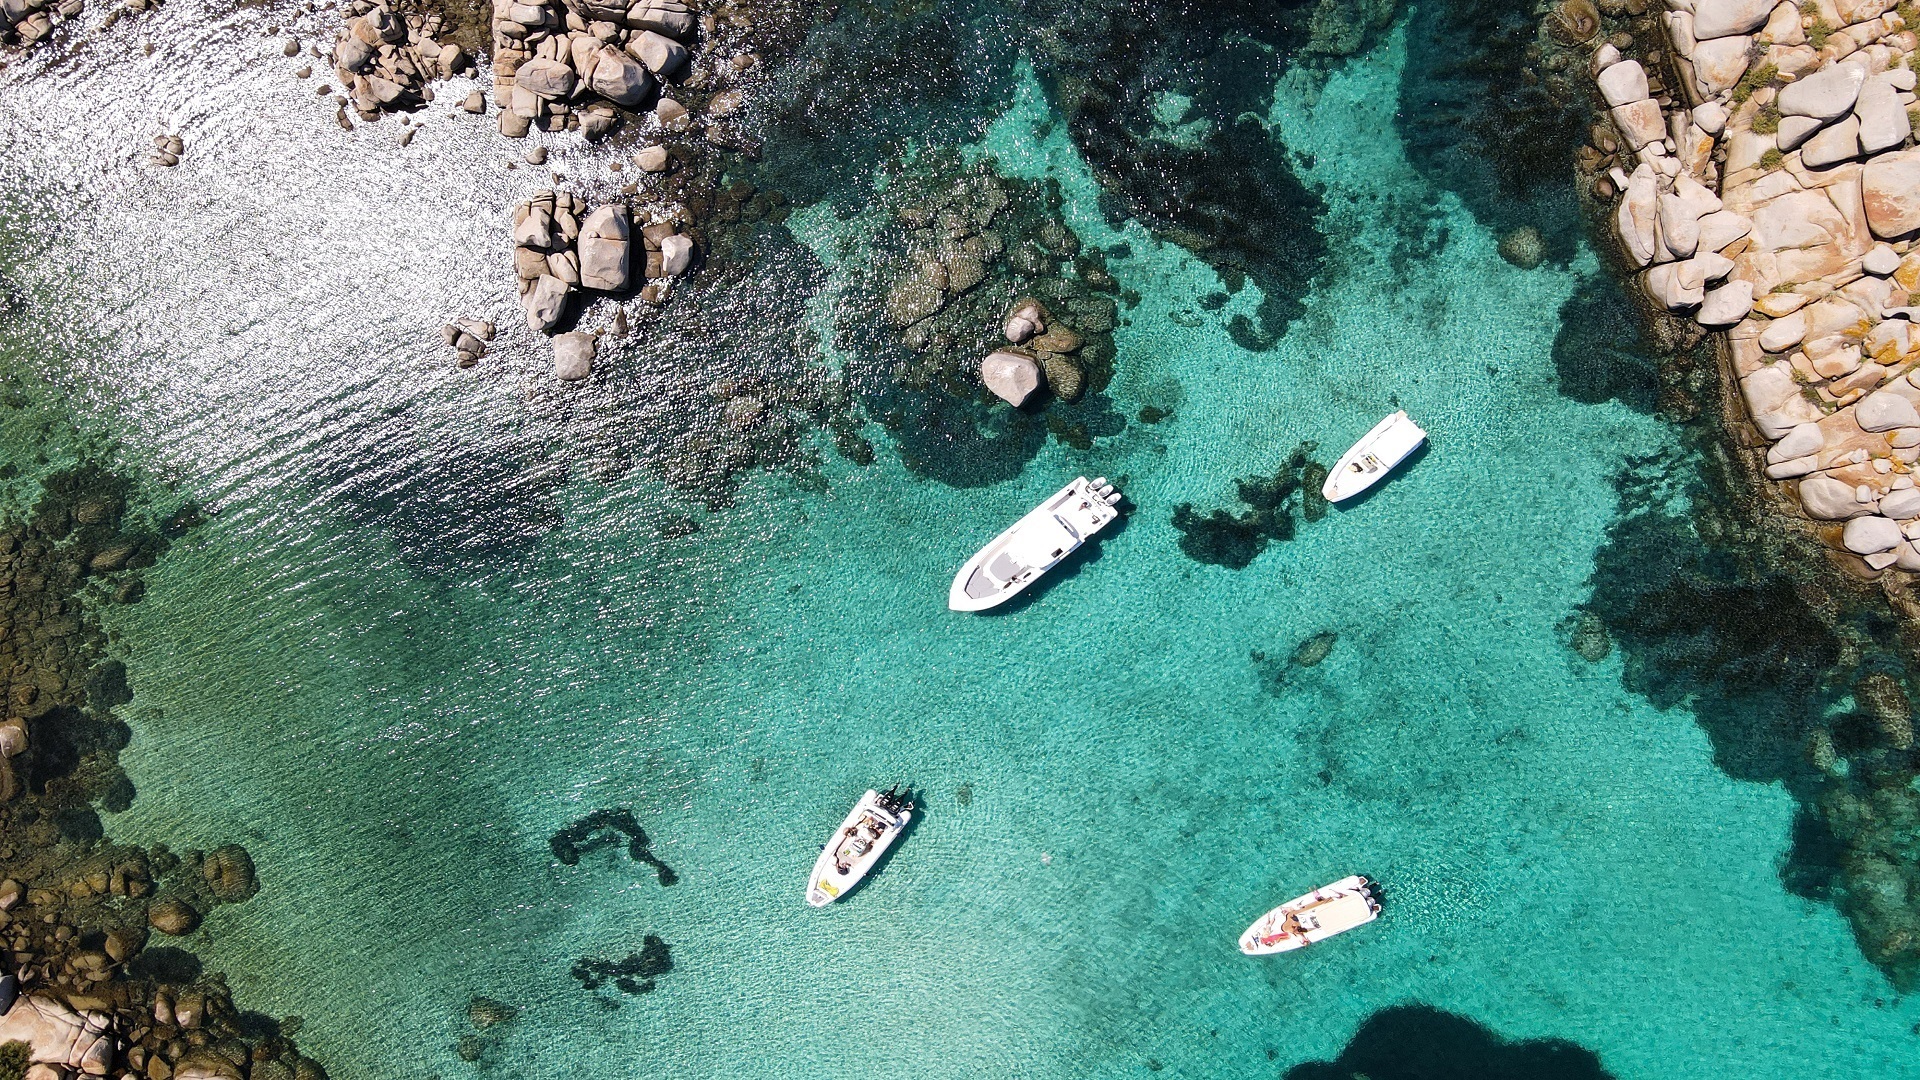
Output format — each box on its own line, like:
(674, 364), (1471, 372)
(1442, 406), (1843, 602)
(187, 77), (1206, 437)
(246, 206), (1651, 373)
(856, 155), (1119, 411)
(440, 318), (496, 367)
(489, 0), (695, 139)
(329, 0), (472, 120)
(977, 298), (1090, 407)
(1609, 0), (1920, 572)
(512, 188), (695, 377)
(147, 135), (184, 168)
(0, 0), (81, 46)
(0, 466), (327, 1080)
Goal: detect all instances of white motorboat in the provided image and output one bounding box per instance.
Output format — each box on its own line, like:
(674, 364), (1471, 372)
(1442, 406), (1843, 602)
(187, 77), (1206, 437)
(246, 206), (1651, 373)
(806, 787), (913, 907)
(1237, 875), (1381, 955)
(1322, 411), (1426, 502)
(947, 476), (1123, 612)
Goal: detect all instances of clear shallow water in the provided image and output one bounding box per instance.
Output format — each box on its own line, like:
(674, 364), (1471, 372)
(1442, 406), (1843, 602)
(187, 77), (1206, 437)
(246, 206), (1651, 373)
(4, 9), (1920, 1080)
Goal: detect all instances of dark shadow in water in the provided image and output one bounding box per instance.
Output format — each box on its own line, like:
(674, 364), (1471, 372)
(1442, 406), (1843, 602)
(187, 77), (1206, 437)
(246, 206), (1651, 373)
(1170, 443), (1326, 569)
(1551, 273), (1661, 413)
(1581, 450), (1842, 787)
(1023, 0), (1329, 345)
(571, 935), (673, 997)
(550, 809), (677, 887)
(1395, 0), (1590, 266)
(1285, 1004), (1616, 1080)
(124, 946), (203, 984)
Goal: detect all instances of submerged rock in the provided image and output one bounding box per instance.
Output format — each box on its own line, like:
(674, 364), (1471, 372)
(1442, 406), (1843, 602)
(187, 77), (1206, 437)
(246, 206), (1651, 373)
(552, 332), (596, 381)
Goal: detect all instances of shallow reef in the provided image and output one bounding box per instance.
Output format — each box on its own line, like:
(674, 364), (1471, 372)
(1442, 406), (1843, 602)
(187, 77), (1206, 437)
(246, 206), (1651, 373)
(1284, 1004), (1616, 1080)
(1579, 425), (1920, 988)
(1023, 0), (1331, 349)
(0, 460), (331, 1078)
(1171, 443), (1326, 569)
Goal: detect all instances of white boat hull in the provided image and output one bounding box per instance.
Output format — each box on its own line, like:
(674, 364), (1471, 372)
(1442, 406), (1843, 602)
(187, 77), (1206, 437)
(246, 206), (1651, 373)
(806, 789), (911, 907)
(1238, 875), (1380, 955)
(948, 476), (1122, 612)
(1323, 411), (1426, 503)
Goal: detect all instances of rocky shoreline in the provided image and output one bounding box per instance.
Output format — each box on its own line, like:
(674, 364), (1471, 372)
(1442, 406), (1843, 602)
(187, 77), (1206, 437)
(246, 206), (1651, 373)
(1588, 0), (1920, 986)
(0, 468), (328, 1080)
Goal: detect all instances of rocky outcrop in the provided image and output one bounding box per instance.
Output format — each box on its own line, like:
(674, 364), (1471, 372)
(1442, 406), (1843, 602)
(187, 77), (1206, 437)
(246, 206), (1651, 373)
(979, 350), (1041, 406)
(511, 189), (696, 372)
(1603, 0), (1920, 570)
(329, 0), (471, 121)
(489, 0), (695, 139)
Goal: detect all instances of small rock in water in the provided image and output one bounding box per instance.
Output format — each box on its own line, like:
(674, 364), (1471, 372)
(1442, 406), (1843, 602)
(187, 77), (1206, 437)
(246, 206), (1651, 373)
(1564, 611), (1612, 662)
(294, 64), (311, 78)
(282, 38), (300, 55)
(462, 89), (485, 113)
(1497, 226), (1545, 270)
(635, 144), (668, 172)
(399, 127), (416, 147)
(552, 331), (595, 380)
(1290, 630), (1338, 668)
(980, 349), (1042, 406)
(525, 145), (548, 165)
(468, 995), (519, 1029)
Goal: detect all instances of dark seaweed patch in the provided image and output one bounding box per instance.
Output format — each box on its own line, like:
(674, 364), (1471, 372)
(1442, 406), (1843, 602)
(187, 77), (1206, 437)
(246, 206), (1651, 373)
(1024, 0), (1329, 345)
(1171, 444), (1325, 569)
(1551, 272), (1660, 413)
(1395, 0), (1590, 264)
(570, 935), (674, 996)
(1285, 1004), (1616, 1080)
(550, 808), (677, 886)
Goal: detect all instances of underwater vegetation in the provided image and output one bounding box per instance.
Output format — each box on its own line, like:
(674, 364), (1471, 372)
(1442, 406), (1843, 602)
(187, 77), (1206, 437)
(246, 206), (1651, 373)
(1171, 443), (1327, 569)
(571, 935), (675, 997)
(550, 808), (679, 886)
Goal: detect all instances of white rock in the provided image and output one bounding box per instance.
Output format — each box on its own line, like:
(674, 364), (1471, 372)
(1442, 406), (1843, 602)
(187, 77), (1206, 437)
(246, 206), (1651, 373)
(1696, 209), (1753, 251)
(522, 273), (572, 332)
(1865, 149), (1920, 238)
(980, 350), (1041, 406)
(1647, 262), (1705, 308)
(1895, 425), (1920, 448)
(1617, 164), (1661, 267)
(660, 233), (694, 276)
(1897, 541), (1920, 569)
(1778, 113), (1826, 150)
(1882, 487), (1920, 517)
(1612, 99), (1668, 150)
(552, 332), (595, 380)
(1759, 311), (1808, 351)
(1694, 100), (1730, 135)
(1677, 251), (1735, 289)
(1592, 43), (1622, 74)
(1743, 362), (1802, 414)
(1770, 422), (1826, 461)
(1858, 388), (1920, 429)
(516, 57), (577, 100)
(1802, 476), (1873, 517)
(1691, 35), (1754, 96)
(577, 205), (631, 291)
(1857, 75), (1913, 154)
(1693, 0), (1775, 37)
(1767, 455), (1822, 478)
(630, 29), (687, 74)
(1865, 243), (1902, 275)
(1800, 114), (1862, 168)
(1658, 175), (1724, 258)
(1867, 549), (1903, 569)
(1844, 515), (1906, 552)
(1597, 60), (1650, 107)
(588, 47), (653, 107)
(1779, 59), (1870, 119)
(1699, 280), (1756, 325)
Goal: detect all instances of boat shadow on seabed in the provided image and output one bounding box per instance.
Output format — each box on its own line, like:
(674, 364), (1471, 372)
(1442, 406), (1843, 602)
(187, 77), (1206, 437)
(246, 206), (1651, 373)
(971, 507), (1133, 617)
(1325, 440), (1431, 513)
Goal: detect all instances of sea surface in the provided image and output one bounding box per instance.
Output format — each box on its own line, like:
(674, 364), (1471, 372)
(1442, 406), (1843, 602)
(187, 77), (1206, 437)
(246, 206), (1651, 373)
(2, 3), (1918, 1077)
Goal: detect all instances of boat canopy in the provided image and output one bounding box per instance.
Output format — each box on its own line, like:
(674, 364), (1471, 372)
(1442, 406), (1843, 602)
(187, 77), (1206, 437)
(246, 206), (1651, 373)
(1004, 515), (1080, 570)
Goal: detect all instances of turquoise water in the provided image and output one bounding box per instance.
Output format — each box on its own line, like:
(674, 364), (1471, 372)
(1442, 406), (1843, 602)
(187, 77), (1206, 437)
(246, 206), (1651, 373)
(4, 8), (1920, 1078)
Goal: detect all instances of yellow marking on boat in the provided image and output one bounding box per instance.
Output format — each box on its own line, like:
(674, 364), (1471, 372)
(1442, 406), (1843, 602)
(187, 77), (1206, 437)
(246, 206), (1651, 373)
(816, 878), (839, 897)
